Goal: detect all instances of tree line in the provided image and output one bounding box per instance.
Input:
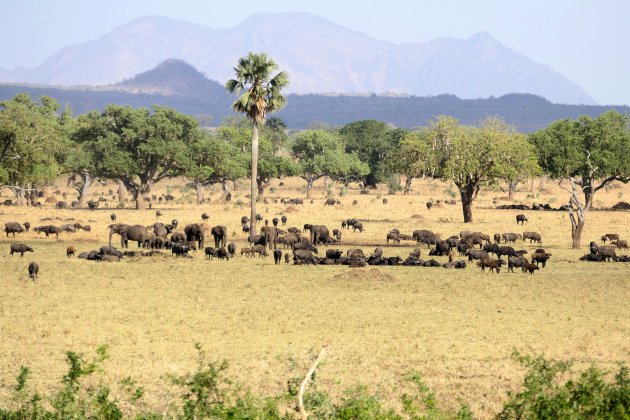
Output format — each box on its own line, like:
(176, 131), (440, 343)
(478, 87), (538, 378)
(1, 92), (629, 248)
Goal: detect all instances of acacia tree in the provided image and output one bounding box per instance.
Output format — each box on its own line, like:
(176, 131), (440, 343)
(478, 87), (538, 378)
(291, 130), (368, 198)
(76, 105), (202, 209)
(429, 116), (539, 223)
(385, 131), (435, 194)
(186, 135), (247, 203)
(529, 110), (630, 248)
(225, 52), (289, 235)
(0, 94), (66, 205)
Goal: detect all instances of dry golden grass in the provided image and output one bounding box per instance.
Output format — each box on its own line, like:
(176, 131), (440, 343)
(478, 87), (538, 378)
(0, 177), (629, 417)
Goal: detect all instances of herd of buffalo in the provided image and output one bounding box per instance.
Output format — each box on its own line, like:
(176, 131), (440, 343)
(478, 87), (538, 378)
(3, 207), (629, 280)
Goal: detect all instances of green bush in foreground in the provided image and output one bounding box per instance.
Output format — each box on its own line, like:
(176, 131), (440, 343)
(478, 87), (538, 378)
(0, 347), (628, 419)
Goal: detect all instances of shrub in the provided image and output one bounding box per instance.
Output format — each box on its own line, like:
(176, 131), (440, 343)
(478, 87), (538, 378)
(499, 350), (630, 419)
(1, 347), (628, 419)
(386, 175), (402, 195)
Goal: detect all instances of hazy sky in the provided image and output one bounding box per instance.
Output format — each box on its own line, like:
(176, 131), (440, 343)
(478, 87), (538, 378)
(1, 0), (628, 104)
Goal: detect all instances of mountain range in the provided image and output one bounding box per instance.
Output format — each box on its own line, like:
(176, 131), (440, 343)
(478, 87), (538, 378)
(1, 59), (626, 132)
(0, 12), (595, 105)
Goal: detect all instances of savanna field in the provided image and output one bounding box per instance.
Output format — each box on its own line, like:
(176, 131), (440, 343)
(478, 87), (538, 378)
(1, 177), (629, 418)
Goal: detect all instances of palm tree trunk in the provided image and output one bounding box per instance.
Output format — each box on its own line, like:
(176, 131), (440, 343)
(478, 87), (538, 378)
(250, 123), (259, 235)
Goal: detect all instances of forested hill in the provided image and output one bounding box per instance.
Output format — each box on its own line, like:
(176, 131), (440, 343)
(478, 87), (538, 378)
(0, 83), (627, 132)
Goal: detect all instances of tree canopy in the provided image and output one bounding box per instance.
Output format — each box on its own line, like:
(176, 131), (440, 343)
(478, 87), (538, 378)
(0, 93), (67, 205)
(291, 130), (368, 197)
(427, 116), (539, 223)
(73, 105), (203, 209)
(339, 120), (402, 187)
(529, 110), (630, 247)
(384, 131), (435, 194)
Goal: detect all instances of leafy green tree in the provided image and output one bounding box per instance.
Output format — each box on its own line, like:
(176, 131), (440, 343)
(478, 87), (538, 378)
(226, 52), (289, 234)
(74, 105), (202, 209)
(255, 151), (299, 197)
(529, 110), (630, 248)
(339, 120), (401, 188)
(264, 117), (288, 155)
(502, 133), (541, 198)
(0, 93), (66, 205)
(429, 116), (539, 223)
(385, 131), (435, 194)
(291, 130), (369, 198)
(186, 135), (248, 203)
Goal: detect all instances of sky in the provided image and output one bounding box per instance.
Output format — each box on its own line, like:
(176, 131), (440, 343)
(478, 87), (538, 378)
(1, 0), (628, 105)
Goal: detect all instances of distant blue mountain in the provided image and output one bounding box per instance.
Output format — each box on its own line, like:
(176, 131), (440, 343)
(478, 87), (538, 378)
(1, 60), (625, 131)
(0, 13), (594, 105)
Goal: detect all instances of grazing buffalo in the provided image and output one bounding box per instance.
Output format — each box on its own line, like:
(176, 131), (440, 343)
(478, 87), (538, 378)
(483, 243), (500, 256)
(171, 244), (190, 257)
(324, 198), (336, 206)
(508, 256), (528, 273)
(523, 232), (542, 244)
(524, 263), (539, 274)
(531, 251), (552, 267)
(347, 249), (365, 259)
(10, 243), (34, 257)
(386, 232), (400, 244)
(352, 222), (364, 233)
(251, 244), (267, 257)
(326, 249), (343, 261)
(4, 222), (24, 237)
(501, 233), (521, 243)
(34, 225), (60, 239)
(596, 246), (618, 262)
(293, 242), (318, 253)
(467, 249), (489, 262)
(601, 233), (619, 243)
(205, 247), (218, 259)
(28, 262), (39, 280)
(273, 249), (282, 264)
(217, 247), (230, 260)
(516, 214), (528, 225)
(293, 249), (318, 265)
(478, 258), (503, 273)
(66, 246), (76, 258)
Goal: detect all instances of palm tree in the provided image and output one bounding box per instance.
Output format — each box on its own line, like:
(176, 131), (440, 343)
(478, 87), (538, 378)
(225, 52), (289, 236)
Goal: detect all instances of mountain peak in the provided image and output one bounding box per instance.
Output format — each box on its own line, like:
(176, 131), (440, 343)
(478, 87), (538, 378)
(116, 59), (220, 96)
(0, 14), (596, 105)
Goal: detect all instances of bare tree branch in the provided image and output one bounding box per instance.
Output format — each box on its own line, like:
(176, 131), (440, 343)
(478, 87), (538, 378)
(298, 348), (326, 420)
